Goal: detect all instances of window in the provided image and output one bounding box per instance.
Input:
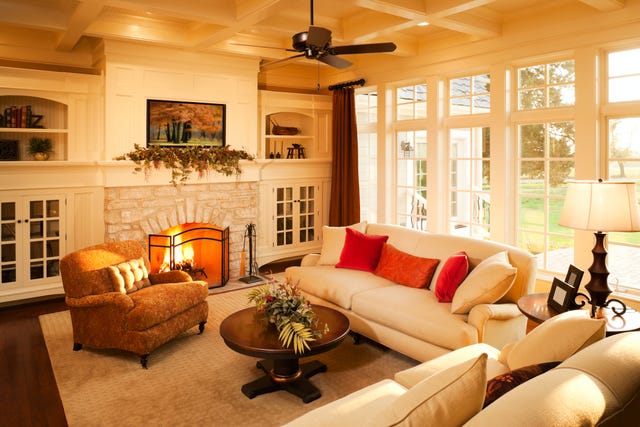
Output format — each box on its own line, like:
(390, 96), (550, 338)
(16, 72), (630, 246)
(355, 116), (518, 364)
(396, 130), (427, 230)
(517, 121), (575, 271)
(449, 74), (490, 115)
(606, 116), (640, 293)
(449, 127), (490, 238)
(517, 60), (575, 110)
(608, 48), (640, 103)
(396, 84), (427, 120)
(356, 91), (378, 223)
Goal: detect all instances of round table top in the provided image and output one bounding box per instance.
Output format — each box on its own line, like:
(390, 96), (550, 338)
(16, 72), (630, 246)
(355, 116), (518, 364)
(517, 292), (640, 335)
(219, 305), (350, 359)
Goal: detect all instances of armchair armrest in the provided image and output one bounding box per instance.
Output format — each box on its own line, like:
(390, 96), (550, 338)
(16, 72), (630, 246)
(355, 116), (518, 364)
(467, 303), (527, 349)
(149, 270), (193, 284)
(300, 253), (320, 267)
(65, 292), (134, 310)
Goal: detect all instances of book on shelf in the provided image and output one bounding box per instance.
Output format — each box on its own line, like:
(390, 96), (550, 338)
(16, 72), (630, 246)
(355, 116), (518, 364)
(1, 105), (43, 128)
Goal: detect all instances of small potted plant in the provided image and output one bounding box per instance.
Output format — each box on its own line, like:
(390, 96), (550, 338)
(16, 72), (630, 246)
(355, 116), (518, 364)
(28, 137), (53, 160)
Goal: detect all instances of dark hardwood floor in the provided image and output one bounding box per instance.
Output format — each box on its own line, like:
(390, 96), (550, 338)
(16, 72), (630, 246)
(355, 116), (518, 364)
(0, 258), (300, 427)
(0, 297), (68, 427)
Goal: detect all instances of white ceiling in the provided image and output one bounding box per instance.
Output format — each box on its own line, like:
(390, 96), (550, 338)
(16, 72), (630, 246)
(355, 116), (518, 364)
(0, 0), (627, 72)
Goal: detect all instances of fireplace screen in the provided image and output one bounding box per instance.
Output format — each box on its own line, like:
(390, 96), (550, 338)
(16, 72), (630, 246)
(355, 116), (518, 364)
(148, 223), (229, 288)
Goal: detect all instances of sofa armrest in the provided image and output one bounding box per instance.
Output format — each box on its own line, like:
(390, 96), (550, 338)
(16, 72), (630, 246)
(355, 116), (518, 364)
(65, 292), (134, 310)
(149, 270), (193, 284)
(468, 303), (528, 349)
(300, 253), (320, 267)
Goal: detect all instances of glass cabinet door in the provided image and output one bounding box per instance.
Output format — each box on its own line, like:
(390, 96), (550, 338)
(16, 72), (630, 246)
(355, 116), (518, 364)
(28, 198), (62, 280)
(273, 184), (318, 248)
(1, 201), (17, 284)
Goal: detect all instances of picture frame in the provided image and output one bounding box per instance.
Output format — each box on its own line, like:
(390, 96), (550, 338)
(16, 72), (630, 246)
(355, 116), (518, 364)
(564, 264), (584, 289)
(547, 277), (577, 313)
(146, 99), (225, 147)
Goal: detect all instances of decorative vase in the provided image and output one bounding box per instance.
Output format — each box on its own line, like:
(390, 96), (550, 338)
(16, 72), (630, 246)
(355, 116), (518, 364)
(33, 152), (49, 161)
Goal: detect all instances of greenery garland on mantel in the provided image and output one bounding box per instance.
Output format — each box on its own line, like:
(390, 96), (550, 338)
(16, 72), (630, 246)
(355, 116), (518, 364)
(114, 144), (255, 186)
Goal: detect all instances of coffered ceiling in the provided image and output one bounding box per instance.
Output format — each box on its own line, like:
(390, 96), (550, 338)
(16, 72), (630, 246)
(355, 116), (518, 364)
(0, 0), (628, 72)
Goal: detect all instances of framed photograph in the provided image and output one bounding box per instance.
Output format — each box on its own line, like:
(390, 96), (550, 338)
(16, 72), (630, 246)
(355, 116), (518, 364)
(146, 99), (225, 147)
(547, 277), (577, 313)
(564, 264), (584, 289)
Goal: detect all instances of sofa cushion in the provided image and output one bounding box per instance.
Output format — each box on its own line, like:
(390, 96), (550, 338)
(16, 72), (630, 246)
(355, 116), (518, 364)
(483, 361), (561, 407)
(281, 379), (407, 427)
(465, 332), (640, 427)
(318, 221), (368, 266)
(107, 257), (151, 294)
(451, 251), (517, 314)
(434, 251), (468, 301)
(286, 265), (396, 310)
(501, 310), (606, 370)
(351, 285), (478, 350)
(336, 228), (389, 272)
(379, 353), (487, 427)
(126, 282), (209, 331)
(395, 343), (509, 388)
(374, 244), (440, 288)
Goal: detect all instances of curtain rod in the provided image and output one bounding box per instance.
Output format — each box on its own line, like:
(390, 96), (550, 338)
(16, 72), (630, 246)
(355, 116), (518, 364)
(328, 78), (365, 91)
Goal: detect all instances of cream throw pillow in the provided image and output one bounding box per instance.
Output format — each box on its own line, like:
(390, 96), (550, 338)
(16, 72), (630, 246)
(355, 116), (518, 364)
(503, 310), (606, 370)
(107, 257), (150, 294)
(317, 221), (367, 266)
(378, 353), (487, 427)
(451, 251), (517, 314)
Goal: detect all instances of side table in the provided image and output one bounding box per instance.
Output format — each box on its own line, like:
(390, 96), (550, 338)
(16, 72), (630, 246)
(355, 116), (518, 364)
(517, 293), (640, 336)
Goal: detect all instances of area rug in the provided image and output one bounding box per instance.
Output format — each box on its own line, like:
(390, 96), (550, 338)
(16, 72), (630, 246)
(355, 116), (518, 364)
(40, 289), (417, 427)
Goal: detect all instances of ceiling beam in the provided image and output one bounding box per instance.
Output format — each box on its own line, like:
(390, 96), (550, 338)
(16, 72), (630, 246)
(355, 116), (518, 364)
(425, 0), (497, 18)
(56, 1), (106, 51)
(578, 0), (625, 11)
(191, 0), (287, 50)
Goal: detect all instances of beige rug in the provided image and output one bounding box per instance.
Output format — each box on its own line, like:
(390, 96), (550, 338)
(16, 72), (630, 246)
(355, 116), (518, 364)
(40, 288), (417, 427)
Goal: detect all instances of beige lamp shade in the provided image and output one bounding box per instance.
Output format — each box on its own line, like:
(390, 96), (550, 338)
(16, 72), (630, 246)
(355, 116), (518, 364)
(559, 180), (640, 232)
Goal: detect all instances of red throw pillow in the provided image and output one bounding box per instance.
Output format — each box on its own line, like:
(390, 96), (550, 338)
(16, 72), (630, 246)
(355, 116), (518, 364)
(484, 361), (561, 407)
(374, 244), (440, 288)
(434, 251), (469, 302)
(335, 228), (389, 272)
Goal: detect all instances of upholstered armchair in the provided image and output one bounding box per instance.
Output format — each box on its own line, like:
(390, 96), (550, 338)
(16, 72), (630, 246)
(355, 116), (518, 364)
(60, 240), (209, 368)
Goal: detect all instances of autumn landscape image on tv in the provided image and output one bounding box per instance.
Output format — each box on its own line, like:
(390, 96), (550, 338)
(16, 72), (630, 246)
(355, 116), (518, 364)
(147, 100), (225, 147)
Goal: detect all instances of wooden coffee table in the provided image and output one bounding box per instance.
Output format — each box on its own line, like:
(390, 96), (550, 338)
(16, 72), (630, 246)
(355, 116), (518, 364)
(219, 305), (350, 403)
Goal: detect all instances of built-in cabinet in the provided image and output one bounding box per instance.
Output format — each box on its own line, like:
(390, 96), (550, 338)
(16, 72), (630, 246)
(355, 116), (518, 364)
(0, 187), (104, 304)
(0, 95), (68, 161)
(259, 90), (332, 160)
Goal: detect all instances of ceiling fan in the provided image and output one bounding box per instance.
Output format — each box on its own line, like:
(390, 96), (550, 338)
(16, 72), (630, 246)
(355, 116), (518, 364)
(252, 0), (397, 70)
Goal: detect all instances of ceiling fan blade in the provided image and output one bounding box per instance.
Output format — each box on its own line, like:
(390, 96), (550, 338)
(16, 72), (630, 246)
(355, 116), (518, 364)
(307, 26), (331, 48)
(229, 42), (297, 52)
(330, 42), (397, 55)
(260, 53), (305, 71)
(317, 54), (352, 69)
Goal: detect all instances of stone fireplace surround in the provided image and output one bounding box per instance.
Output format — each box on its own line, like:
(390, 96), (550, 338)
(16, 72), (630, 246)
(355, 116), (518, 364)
(104, 181), (257, 281)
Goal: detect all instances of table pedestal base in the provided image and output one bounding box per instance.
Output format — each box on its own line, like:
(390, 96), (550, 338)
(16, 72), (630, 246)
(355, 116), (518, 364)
(241, 358), (327, 403)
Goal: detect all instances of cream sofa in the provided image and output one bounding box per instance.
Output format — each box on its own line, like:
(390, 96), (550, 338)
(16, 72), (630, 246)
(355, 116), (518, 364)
(286, 223), (537, 362)
(284, 312), (640, 426)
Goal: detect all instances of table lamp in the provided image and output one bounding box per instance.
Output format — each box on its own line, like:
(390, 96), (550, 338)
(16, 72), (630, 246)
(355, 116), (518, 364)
(559, 179), (640, 318)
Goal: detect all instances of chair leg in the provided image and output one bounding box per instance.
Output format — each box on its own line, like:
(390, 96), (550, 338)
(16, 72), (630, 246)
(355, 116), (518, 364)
(140, 354), (150, 369)
(198, 320), (206, 334)
(73, 343), (83, 351)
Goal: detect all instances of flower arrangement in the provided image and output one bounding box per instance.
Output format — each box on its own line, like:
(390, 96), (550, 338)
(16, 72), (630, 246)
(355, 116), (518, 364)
(247, 280), (329, 354)
(114, 143), (255, 186)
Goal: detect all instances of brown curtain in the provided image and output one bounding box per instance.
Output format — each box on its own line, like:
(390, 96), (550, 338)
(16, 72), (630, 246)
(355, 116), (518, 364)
(329, 87), (360, 226)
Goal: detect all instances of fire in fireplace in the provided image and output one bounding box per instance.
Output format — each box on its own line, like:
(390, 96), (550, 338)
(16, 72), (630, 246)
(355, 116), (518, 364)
(148, 222), (229, 288)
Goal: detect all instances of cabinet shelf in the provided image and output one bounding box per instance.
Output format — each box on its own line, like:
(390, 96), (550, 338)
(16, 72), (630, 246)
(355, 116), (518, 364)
(0, 128), (67, 133)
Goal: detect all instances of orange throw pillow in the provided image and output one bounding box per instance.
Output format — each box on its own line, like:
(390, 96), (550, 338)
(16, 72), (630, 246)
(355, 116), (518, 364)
(374, 243), (440, 288)
(434, 251), (469, 302)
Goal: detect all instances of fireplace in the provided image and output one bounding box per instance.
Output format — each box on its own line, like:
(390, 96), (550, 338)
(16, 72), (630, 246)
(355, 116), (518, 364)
(148, 222), (229, 289)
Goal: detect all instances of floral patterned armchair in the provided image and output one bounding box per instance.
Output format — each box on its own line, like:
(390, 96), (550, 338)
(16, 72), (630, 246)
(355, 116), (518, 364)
(60, 240), (209, 368)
